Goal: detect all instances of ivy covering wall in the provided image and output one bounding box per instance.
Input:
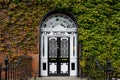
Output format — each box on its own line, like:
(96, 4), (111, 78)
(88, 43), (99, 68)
(0, 0), (120, 71)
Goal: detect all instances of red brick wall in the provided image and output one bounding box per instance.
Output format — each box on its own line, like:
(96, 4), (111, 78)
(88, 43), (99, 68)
(28, 53), (39, 77)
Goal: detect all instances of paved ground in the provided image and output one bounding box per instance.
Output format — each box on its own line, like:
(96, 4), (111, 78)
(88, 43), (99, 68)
(30, 77), (87, 80)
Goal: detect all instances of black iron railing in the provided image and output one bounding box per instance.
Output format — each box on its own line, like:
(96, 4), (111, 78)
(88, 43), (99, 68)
(0, 55), (32, 80)
(81, 55), (119, 80)
(114, 68), (120, 80)
(82, 55), (106, 80)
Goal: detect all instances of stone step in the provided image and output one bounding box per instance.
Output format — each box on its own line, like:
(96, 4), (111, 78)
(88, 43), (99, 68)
(29, 77), (120, 80)
(29, 77), (87, 80)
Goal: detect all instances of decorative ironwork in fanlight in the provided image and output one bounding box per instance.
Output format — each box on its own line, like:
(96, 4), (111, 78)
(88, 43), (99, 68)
(41, 14), (77, 29)
(49, 38), (57, 58)
(60, 38), (69, 58)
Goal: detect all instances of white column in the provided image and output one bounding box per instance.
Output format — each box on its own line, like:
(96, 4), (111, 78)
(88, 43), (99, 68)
(70, 35), (77, 76)
(44, 36), (48, 59)
(74, 35), (78, 75)
(70, 36), (73, 58)
(70, 36), (73, 76)
(41, 35), (43, 58)
(74, 35), (77, 58)
(41, 36), (48, 76)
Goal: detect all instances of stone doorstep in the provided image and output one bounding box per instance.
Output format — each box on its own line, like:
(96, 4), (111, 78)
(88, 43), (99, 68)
(29, 77), (120, 80)
(29, 77), (87, 80)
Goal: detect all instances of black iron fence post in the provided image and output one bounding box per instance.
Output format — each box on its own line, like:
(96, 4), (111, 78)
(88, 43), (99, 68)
(115, 70), (118, 80)
(105, 58), (114, 80)
(4, 56), (9, 80)
(0, 55), (32, 80)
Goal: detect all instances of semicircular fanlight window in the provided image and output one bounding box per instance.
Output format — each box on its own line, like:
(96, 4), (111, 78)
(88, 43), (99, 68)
(42, 14), (77, 29)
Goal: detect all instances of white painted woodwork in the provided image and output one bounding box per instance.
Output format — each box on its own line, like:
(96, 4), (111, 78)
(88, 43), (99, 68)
(40, 13), (78, 76)
(60, 63), (68, 74)
(49, 63), (57, 73)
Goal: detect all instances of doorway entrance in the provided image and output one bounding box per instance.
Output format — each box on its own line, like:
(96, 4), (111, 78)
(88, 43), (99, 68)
(39, 10), (78, 76)
(48, 37), (69, 76)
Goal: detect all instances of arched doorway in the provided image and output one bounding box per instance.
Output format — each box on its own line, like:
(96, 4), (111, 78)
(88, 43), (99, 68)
(39, 10), (78, 76)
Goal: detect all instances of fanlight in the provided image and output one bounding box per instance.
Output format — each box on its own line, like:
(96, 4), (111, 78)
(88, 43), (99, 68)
(41, 14), (77, 29)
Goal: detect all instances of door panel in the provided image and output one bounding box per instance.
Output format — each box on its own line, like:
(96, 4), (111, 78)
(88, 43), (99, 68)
(60, 38), (69, 58)
(49, 63), (57, 74)
(60, 62), (68, 74)
(48, 38), (57, 58)
(48, 37), (69, 76)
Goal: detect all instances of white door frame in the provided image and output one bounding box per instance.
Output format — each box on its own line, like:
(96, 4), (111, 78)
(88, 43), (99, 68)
(39, 10), (79, 77)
